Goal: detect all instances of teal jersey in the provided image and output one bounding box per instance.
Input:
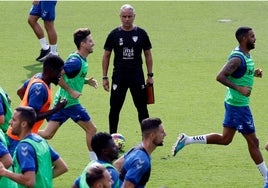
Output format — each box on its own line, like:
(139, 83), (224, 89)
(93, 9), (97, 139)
(54, 53), (88, 108)
(79, 161), (120, 188)
(0, 87), (12, 132)
(13, 136), (53, 188)
(225, 47), (254, 106)
(0, 129), (18, 188)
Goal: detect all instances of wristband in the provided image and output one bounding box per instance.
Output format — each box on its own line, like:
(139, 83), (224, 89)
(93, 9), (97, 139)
(147, 73), (154, 77)
(102, 76), (108, 80)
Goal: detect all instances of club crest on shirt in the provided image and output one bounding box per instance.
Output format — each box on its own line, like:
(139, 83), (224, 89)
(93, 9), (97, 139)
(113, 84), (118, 90)
(132, 36), (138, 42)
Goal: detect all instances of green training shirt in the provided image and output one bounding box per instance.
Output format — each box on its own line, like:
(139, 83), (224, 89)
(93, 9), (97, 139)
(13, 137), (53, 188)
(0, 87), (12, 132)
(225, 48), (254, 106)
(54, 53), (88, 108)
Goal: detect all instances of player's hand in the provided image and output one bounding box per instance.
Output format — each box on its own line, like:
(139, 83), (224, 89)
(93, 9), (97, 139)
(102, 79), (110, 92)
(146, 77), (154, 85)
(0, 162), (7, 176)
(33, 0), (40, 5)
(254, 68), (263, 78)
(54, 97), (67, 110)
(70, 90), (82, 99)
(88, 77), (98, 89)
(237, 86), (251, 97)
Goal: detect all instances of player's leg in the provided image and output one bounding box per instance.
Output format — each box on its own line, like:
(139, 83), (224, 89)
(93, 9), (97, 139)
(172, 127), (236, 156)
(206, 127), (236, 144)
(44, 20), (57, 55)
(77, 120), (97, 160)
(109, 83), (128, 134)
(38, 120), (60, 139)
(28, 2), (50, 61)
(243, 133), (267, 181)
(42, 1), (58, 55)
(173, 103), (240, 156)
(265, 142), (268, 151)
(76, 120), (97, 151)
(129, 84), (149, 123)
(28, 15), (44, 40)
(68, 104), (97, 160)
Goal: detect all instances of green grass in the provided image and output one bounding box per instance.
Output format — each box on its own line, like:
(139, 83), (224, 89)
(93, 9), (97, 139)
(1, 1), (268, 187)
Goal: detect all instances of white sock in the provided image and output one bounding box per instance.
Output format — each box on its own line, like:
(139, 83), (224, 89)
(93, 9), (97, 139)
(50, 44), (58, 55)
(39, 38), (49, 50)
(89, 151), (98, 161)
(257, 161), (267, 182)
(185, 135), (207, 145)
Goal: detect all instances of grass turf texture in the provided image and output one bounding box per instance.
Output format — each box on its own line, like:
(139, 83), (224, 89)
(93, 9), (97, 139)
(1, 1), (268, 187)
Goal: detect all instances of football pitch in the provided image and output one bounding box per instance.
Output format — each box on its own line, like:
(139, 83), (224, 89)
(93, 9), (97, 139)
(1, 1), (268, 187)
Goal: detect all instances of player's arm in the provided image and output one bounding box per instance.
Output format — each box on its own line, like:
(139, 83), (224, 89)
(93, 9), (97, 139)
(0, 97), (5, 125)
(0, 142), (36, 186)
(0, 142), (13, 168)
(0, 165), (35, 187)
(84, 77), (98, 89)
(59, 57), (83, 98)
(216, 57), (251, 97)
(121, 180), (135, 188)
(0, 153), (12, 169)
(28, 83), (66, 121)
(17, 79), (30, 100)
(35, 98), (67, 122)
(50, 146), (68, 178)
(144, 49), (153, 85)
(52, 157), (68, 178)
(113, 155), (124, 172)
(58, 70), (81, 99)
(102, 50), (111, 92)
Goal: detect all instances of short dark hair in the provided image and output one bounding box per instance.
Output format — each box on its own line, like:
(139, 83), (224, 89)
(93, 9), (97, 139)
(73, 28), (91, 49)
(141, 117), (162, 137)
(43, 55), (64, 72)
(235, 26), (252, 43)
(15, 106), (36, 129)
(86, 163), (106, 187)
(91, 132), (112, 157)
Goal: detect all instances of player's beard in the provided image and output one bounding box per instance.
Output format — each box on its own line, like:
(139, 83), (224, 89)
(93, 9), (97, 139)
(247, 41), (255, 50)
(153, 139), (163, 146)
(52, 77), (60, 85)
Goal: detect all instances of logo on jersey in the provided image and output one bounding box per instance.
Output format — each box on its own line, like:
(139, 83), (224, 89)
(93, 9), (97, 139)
(123, 47), (134, 60)
(132, 36), (138, 42)
(136, 158), (145, 169)
(119, 38), (123, 46)
(34, 85), (42, 96)
(21, 146), (29, 156)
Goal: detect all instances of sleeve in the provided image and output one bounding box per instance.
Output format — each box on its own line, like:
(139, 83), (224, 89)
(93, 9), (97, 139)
(103, 31), (114, 52)
(0, 141), (9, 157)
(107, 167), (119, 188)
(23, 79), (30, 89)
(229, 52), (246, 78)
(141, 29), (152, 51)
(73, 177), (81, 188)
(0, 96), (4, 116)
(124, 152), (150, 185)
(64, 56), (82, 79)
(27, 83), (48, 111)
(16, 142), (37, 173)
(49, 145), (60, 162)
